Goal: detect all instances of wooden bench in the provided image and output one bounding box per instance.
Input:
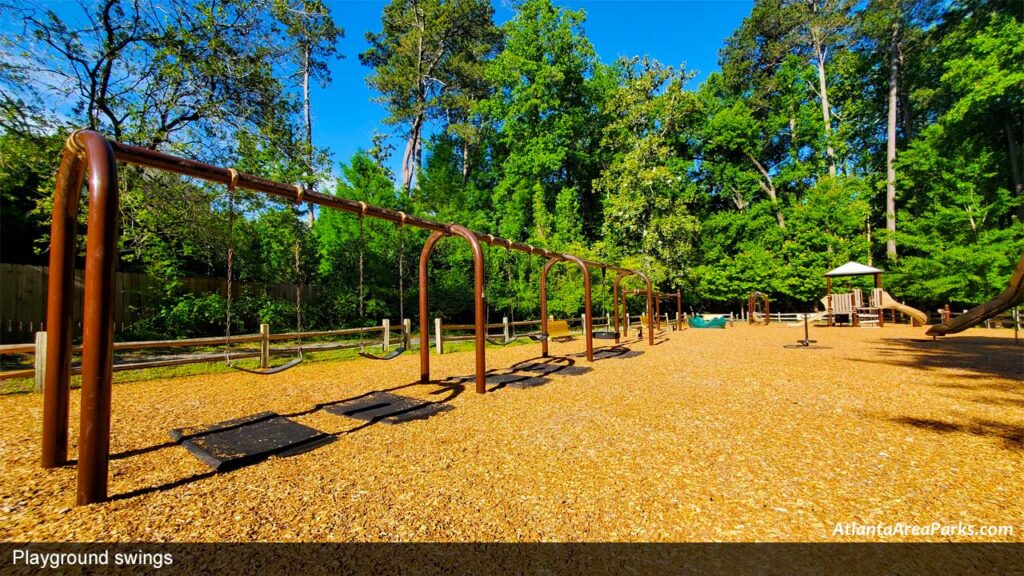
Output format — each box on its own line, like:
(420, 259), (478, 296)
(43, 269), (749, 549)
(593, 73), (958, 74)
(546, 320), (574, 342)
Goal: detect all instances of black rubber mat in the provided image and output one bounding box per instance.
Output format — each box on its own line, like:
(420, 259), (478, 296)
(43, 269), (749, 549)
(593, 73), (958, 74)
(325, 391), (452, 424)
(170, 412), (332, 472)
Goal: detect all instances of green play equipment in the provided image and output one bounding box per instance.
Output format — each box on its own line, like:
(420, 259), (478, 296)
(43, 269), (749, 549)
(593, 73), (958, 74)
(688, 315), (728, 329)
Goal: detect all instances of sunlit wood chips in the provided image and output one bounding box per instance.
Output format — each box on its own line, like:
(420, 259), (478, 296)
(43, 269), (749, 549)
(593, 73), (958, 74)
(0, 325), (1020, 542)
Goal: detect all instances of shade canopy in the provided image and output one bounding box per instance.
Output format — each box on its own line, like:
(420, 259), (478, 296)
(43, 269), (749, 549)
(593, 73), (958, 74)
(824, 261), (884, 277)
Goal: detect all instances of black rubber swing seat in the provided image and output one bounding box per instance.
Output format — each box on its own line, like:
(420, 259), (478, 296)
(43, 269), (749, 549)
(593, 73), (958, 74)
(359, 346), (407, 361)
(592, 330), (619, 340)
(485, 336), (517, 346)
(526, 333), (548, 342)
(226, 356), (303, 375)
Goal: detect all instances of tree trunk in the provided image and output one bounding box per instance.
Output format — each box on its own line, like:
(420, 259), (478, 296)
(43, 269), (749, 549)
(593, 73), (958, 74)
(812, 34), (837, 177)
(402, 114), (424, 194)
(303, 43), (314, 226)
(1007, 121), (1023, 221)
(789, 112), (797, 153)
(866, 221), (873, 266)
(897, 41), (912, 137)
(885, 22), (899, 260)
(462, 139), (470, 182)
(748, 153), (785, 229)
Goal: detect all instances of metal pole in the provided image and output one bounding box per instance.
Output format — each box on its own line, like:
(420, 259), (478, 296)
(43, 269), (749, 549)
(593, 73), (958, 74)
(419, 226), (484, 392)
(75, 132), (119, 505)
(613, 272), (628, 344)
(450, 224), (487, 394)
(540, 257), (560, 358)
(562, 255), (593, 362)
(826, 276), (834, 327)
(419, 231), (445, 383)
(639, 272), (655, 345)
(42, 137), (87, 469)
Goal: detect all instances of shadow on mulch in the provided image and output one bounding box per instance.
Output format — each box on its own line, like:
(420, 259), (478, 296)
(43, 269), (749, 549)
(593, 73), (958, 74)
(442, 355), (593, 391)
(859, 336), (1023, 383)
(858, 336), (1023, 451)
(109, 352), (595, 497)
(91, 379), (465, 502)
(890, 416), (1024, 452)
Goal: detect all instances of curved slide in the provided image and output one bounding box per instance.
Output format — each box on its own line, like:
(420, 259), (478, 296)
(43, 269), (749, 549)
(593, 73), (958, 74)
(789, 295), (927, 327)
(876, 291), (928, 326)
(927, 254), (1024, 336)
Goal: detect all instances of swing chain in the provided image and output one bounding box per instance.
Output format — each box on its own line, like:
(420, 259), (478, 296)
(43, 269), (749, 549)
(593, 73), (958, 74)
(224, 169), (239, 364)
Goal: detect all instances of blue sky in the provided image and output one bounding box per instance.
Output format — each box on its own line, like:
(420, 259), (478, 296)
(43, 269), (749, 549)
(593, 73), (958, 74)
(318, 0), (753, 177)
(22, 0), (753, 178)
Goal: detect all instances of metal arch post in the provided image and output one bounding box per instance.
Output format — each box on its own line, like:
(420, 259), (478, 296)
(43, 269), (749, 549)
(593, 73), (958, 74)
(418, 225), (487, 393)
(538, 255), (592, 361)
(561, 255), (594, 362)
(41, 130), (120, 505)
(638, 272), (655, 345)
(539, 256), (562, 357)
(41, 137), (86, 470)
(419, 231), (445, 384)
(613, 271), (631, 344)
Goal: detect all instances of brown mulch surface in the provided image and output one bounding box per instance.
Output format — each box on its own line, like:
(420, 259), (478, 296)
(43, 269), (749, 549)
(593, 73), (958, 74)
(1, 324), (1021, 542)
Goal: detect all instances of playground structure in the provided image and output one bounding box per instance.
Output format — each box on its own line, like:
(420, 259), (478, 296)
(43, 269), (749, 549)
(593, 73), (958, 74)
(927, 253), (1024, 337)
(40, 130), (658, 505)
(618, 289), (683, 332)
(824, 262), (927, 327)
(688, 315), (728, 329)
(747, 291), (770, 325)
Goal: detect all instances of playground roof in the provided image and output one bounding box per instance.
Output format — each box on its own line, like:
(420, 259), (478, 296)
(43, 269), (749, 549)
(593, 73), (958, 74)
(825, 261), (884, 277)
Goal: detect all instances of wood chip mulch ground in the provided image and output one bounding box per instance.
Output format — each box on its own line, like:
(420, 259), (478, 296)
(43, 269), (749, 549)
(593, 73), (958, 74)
(1, 324), (1021, 542)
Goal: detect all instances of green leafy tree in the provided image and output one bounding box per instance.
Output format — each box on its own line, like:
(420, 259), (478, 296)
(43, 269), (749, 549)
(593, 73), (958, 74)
(360, 0), (500, 193)
(597, 57), (701, 289)
(480, 0), (610, 245)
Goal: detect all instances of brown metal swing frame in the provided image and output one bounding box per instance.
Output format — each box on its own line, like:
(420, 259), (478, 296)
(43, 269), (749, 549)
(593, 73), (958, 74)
(747, 291), (771, 326)
(40, 130), (657, 504)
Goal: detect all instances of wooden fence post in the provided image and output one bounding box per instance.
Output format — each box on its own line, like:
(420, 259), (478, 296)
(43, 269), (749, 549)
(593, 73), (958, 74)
(503, 316), (509, 341)
(676, 311), (681, 330)
(259, 324), (270, 369)
(435, 318), (443, 355)
(34, 331), (46, 393)
(581, 313), (586, 331)
(382, 319), (390, 352)
(625, 313), (630, 335)
(403, 318), (411, 349)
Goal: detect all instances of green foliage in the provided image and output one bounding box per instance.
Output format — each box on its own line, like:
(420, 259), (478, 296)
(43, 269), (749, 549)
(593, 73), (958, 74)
(481, 0), (608, 246)
(360, 0), (500, 190)
(597, 57), (701, 289)
(1, 0), (1020, 342)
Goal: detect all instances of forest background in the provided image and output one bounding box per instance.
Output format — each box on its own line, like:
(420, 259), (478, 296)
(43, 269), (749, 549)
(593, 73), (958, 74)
(1, 0), (1020, 339)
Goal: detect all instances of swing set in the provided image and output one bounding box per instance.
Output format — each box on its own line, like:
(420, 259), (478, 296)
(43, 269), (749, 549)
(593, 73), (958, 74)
(39, 130), (657, 505)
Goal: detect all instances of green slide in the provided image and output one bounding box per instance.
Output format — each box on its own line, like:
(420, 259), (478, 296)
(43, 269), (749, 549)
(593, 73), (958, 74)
(688, 316), (728, 329)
